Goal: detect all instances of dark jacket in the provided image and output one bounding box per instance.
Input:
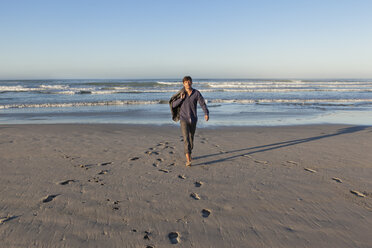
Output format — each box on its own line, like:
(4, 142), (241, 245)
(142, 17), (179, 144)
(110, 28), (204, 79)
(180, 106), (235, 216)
(169, 88), (186, 122)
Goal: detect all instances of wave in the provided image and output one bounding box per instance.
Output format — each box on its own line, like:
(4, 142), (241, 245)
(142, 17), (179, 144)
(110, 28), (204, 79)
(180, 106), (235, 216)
(5, 86), (372, 94)
(50, 89), (182, 95)
(208, 84), (372, 89)
(40, 84), (69, 90)
(210, 98), (372, 105)
(157, 81), (182, 85)
(0, 100), (166, 109)
(207, 82), (372, 89)
(0, 86), (42, 92)
(82, 81), (167, 88)
(0, 85), (94, 94)
(45, 87), (372, 95)
(2, 80), (372, 94)
(221, 88), (372, 93)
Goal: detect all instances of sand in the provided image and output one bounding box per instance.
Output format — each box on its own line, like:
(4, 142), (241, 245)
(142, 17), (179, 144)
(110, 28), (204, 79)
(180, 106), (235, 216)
(1, 124), (372, 247)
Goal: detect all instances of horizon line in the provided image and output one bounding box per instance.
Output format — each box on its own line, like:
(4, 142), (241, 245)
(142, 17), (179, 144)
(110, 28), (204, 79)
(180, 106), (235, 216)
(1, 77), (372, 81)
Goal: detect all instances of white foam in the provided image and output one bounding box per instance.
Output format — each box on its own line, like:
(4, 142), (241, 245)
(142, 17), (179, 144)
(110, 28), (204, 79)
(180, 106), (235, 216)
(221, 88), (372, 93)
(54, 91), (76, 95)
(0, 100), (164, 109)
(207, 81), (372, 89)
(210, 98), (372, 104)
(157, 81), (182, 85)
(40, 84), (69, 90)
(109, 87), (130, 90)
(0, 86), (41, 92)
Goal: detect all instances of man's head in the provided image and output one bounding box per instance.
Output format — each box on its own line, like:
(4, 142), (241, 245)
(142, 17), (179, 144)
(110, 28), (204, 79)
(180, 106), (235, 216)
(183, 76), (193, 91)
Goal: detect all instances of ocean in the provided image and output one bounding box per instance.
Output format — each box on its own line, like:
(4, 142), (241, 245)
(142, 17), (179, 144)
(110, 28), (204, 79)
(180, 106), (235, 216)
(1, 79), (372, 126)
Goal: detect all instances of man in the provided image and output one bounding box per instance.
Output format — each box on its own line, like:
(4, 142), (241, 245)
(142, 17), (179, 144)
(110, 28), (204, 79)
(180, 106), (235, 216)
(170, 76), (209, 166)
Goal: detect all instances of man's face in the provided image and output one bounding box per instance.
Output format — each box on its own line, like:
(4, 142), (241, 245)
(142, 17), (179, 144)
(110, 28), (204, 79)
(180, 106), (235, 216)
(183, 80), (192, 90)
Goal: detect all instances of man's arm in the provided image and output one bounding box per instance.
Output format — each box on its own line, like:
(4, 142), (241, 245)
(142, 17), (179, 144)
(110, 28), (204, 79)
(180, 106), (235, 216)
(197, 92), (209, 121)
(172, 98), (183, 108)
(172, 92), (185, 108)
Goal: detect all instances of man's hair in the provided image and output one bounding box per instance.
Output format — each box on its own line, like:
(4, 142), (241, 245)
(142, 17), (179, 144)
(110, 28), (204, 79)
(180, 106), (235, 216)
(183, 76), (192, 83)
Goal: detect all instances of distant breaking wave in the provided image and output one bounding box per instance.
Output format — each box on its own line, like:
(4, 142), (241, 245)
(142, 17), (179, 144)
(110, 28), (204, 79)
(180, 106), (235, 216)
(2, 85), (372, 94)
(0, 100), (168, 109)
(208, 99), (372, 104)
(210, 99), (372, 105)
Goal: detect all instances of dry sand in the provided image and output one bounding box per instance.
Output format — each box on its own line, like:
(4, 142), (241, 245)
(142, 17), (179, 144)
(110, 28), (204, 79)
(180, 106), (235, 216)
(1, 124), (372, 248)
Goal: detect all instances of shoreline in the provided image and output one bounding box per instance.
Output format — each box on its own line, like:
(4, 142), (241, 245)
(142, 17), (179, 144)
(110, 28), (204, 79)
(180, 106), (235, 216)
(1, 122), (372, 128)
(1, 123), (372, 247)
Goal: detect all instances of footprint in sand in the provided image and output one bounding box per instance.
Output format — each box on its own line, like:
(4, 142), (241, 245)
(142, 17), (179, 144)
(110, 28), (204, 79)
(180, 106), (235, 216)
(59, 179), (76, 185)
(112, 200), (120, 210)
(254, 160), (268, 164)
(42, 194), (60, 203)
(157, 142), (169, 147)
(98, 170), (109, 175)
(88, 176), (104, 185)
(146, 151), (159, 155)
(156, 158), (164, 162)
(79, 164), (95, 170)
(143, 231), (152, 240)
(304, 168), (317, 173)
(58, 151), (80, 161)
(202, 209), (211, 218)
(0, 215), (18, 224)
(190, 193), (201, 200)
(194, 181), (203, 187)
(286, 161), (299, 165)
(178, 174), (186, 179)
(159, 169), (170, 173)
(129, 157), (140, 161)
(332, 177), (342, 183)
(242, 154), (252, 159)
(100, 162), (113, 166)
(168, 232), (180, 244)
(350, 190), (366, 198)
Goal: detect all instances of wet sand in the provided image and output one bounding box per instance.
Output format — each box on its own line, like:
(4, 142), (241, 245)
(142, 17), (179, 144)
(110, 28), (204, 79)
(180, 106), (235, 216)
(1, 124), (372, 247)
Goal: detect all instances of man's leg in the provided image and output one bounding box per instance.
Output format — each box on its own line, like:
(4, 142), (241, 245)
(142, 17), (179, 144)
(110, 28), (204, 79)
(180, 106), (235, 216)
(180, 121), (192, 164)
(189, 122), (197, 157)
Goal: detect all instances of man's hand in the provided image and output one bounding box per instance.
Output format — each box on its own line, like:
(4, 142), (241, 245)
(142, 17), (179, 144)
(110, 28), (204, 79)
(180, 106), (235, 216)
(205, 115), (209, 122)
(180, 93), (185, 99)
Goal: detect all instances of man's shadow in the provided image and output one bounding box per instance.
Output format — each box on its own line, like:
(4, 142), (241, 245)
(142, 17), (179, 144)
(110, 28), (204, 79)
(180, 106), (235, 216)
(192, 126), (370, 166)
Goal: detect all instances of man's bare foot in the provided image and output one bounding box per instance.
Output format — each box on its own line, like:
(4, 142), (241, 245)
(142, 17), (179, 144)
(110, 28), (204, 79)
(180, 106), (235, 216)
(186, 153), (191, 161)
(185, 153), (192, 166)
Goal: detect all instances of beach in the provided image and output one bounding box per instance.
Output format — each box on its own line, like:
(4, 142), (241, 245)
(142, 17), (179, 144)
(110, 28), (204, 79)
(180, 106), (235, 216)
(1, 124), (372, 247)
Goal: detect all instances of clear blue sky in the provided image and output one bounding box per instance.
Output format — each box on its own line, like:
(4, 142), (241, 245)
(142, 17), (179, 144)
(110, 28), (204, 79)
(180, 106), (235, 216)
(1, 0), (371, 79)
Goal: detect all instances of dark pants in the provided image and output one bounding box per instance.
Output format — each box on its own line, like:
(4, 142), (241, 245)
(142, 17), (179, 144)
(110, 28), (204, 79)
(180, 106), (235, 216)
(180, 120), (197, 155)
